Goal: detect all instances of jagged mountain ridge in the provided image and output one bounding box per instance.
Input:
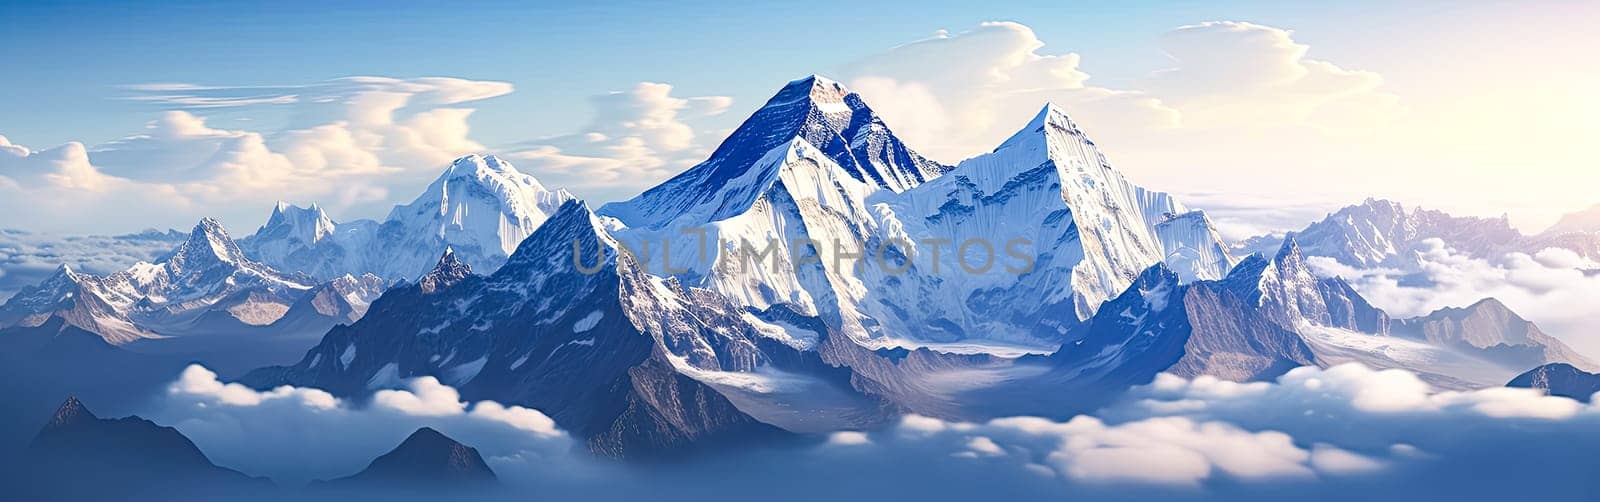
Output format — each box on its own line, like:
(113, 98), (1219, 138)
(241, 154), (577, 282)
(0, 219), (314, 342)
(203, 75), (1590, 459)
(599, 75), (947, 229)
(0, 218), (384, 345)
(243, 201), (816, 458)
(1239, 197), (1600, 268)
(600, 80), (1237, 351)
(1044, 237), (1590, 394)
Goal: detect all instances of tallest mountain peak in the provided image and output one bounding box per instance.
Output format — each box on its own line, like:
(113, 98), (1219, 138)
(782, 74), (849, 98)
(599, 75), (947, 228)
(1000, 102), (1086, 149)
(765, 74), (853, 115)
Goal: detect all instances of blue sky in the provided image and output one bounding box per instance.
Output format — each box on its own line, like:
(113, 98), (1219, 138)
(0, 0), (1460, 146)
(1, 1), (1595, 235)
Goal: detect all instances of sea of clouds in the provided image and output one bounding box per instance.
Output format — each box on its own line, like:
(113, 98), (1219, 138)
(144, 362), (1600, 501)
(1311, 239), (1600, 358)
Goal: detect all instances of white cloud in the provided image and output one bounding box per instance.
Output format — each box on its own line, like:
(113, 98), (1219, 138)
(843, 22), (1180, 163)
(507, 82), (732, 202)
(1, 76), (511, 234)
(0, 135), (193, 233)
(1147, 21), (1400, 130)
(825, 431), (872, 446)
(370, 376), (468, 416)
(151, 364), (575, 486)
(1176, 190), (1348, 242)
(839, 21), (1421, 237)
(134, 362), (1600, 499)
(0, 226), (185, 301)
(1312, 239), (1600, 358)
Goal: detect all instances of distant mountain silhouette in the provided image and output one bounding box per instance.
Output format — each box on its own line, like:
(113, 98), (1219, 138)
(5, 396), (269, 501)
(316, 427), (498, 491)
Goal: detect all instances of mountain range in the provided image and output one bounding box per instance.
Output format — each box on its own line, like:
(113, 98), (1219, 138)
(0, 154), (573, 354)
(1, 75), (1595, 462)
(1237, 197), (1600, 269)
(233, 76), (1594, 458)
(241, 153), (576, 282)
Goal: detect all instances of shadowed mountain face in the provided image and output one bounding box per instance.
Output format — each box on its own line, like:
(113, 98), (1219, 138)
(243, 203), (796, 459)
(6, 397), (269, 501)
(318, 427), (496, 490)
(1508, 363), (1600, 403)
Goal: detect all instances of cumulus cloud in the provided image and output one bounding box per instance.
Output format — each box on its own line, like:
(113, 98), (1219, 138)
(1309, 239), (1600, 358)
(840, 21), (1415, 235)
(1, 76), (511, 234)
(1176, 190), (1348, 242)
(507, 82), (732, 201)
(843, 22), (1180, 163)
(0, 135), (192, 234)
(1147, 21), (1400, 130)
(805, 363), (1600, 497)
(843, 21), (1399, 164)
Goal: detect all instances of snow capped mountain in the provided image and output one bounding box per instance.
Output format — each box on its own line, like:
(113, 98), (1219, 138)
(259, 202), (337, 252)
(244, 201), (818, 457)
(0, 218), (388, 344)
(599, 75), (946, 229)
(212, 75), (1600, 458)
(0, 264), (148, 343)
(380, 154), (576, 277)
(1046, 239), (1378, 393)
(1241, 198), (1524, 268)
(1221, 238), (1390, 335)
(1035, 238), (1572, 393)
(598, 80), (1234, 352)
(241, 154), (577, 283)
(417, 247), (470, 294)
(239, 202), (366, 282)
(892, 104), (1234, 320)
(0, 227), (188, 303)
